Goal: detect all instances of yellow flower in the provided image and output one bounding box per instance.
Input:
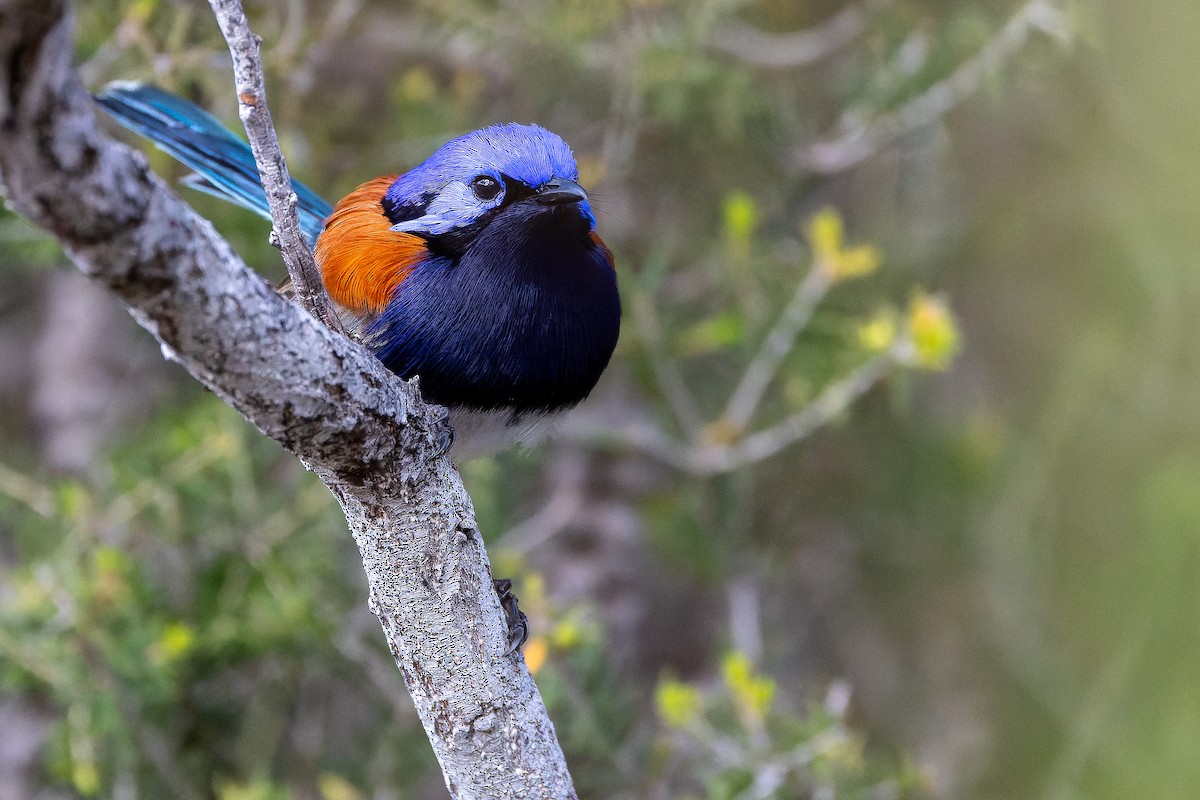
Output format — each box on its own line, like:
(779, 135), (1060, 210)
(576, 155), (607, 191)
(905, 292), (960, 371)
(721, 651), (775, 723)
(521, 572), (546, 608)
(398, 67), (438, 105)
(655, 677), (703, 729)
(702, 417), (743, 447)
(550, 619), (584, 650)
(857, 309), (898, 353)
(806, 207), (882, 283)
(318, 773), (362, 800)
(722, 191), (759, 243)
(148, 622), (195, 666)
(817, 731), (866, 773)
(72, 762), (100, 797)
(217, 780), (283, 800)
(523, 637), (549, 675)
(90, 547), (131, 609)
(723, 190), (759, 270)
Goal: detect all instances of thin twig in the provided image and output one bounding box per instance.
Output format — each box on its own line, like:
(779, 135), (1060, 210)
(206, 0), (343, 332)
(562, 348), (898, 477)
(631, 290), (705, 436)
(722, 265), (833, 432)
(710, 350), (897, 472)
(559, 418), (698, 472)
(287, 0), (366, 97)
(0, 462), (56, 517)
(708, 4), (870, 70)
(795, 0), (1070, 173)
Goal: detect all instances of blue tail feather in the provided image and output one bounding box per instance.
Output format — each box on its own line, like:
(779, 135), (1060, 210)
(95, 82), (333, 246)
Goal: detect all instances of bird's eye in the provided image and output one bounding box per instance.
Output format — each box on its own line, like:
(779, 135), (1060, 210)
(470, 175), (503, 201)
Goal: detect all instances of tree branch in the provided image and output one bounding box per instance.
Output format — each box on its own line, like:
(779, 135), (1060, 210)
(721, 263), (833, 432)
(561, 346), (902, 477)
(207, 0), (342, 331)
(708, 4), (871, 70)
(709, 350), (898, 471)
(794, 0), (1070, 174)
(0, 1), (576, 797)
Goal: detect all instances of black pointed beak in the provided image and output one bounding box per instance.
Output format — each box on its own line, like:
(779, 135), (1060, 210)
(534, 178), (588, 205)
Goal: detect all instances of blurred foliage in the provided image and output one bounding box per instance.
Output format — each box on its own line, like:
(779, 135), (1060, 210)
(0, 402), (420, 795)
(650, 656), (926, 798)
(3, 0), (1198, 798)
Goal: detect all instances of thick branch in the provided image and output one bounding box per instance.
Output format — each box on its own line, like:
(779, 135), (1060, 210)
(0, 2), (575, 797)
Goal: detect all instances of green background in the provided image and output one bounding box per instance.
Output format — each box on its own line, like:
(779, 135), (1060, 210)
(1, 0), (1197, 797)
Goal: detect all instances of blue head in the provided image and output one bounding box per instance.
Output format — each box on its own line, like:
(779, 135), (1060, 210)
(381, 123), (596, 243)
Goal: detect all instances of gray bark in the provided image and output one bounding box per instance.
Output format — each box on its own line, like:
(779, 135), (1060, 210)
(0, 1), (577, 796)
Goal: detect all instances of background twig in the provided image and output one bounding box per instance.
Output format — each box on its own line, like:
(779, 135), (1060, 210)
(795, 0), (1070, 173)
(721, 265), (833, 432)
(708, 4), (871, 70)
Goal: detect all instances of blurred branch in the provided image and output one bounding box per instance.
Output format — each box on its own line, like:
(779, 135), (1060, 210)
(502, 453), (588, 554)
(0, 1), (576, 797)
(795, 0), (1071, 173)
(566, 346), (901, 477)
(721, 264), (832, 432)
(711, 350), (898, 471)
(286, 0), (366, 97)
(121, 691), (206, 800)
(0, 463), (55, 518)
(1039, 617), (1147, 800)
(708, 4), (871, 69)
(335, 611), (423, 722)
(207, 0), (343, 332)
(631, 289), (705, 436)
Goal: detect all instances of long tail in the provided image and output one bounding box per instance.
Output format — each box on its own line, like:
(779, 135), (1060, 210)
(96, 82), (333, 246)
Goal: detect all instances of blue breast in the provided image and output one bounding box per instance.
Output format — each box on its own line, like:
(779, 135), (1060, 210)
(365, 203), (620, 413)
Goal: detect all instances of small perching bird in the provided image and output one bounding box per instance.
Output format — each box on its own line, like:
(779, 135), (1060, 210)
(97, 83), (621, 459)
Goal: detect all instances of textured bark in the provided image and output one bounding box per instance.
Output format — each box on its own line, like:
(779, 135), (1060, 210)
(0, 1), (576, 797)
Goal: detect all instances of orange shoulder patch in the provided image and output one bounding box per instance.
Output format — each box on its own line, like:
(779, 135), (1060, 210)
(590, 230), (615, 269)
(315, 175), (426, 314)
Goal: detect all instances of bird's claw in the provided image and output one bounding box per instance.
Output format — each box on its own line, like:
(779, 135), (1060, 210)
(432, 407), (455, 458)
(494, 578), (529, 656)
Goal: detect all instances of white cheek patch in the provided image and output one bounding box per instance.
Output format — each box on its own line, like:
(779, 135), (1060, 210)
(389, 181), (503, 236)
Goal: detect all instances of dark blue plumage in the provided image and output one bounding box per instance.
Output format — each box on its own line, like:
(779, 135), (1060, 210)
(369, 202), (618, 413)
(96, 82), (620, 456)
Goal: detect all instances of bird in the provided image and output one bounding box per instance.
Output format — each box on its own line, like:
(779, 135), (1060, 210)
(96, 83), (621, 461)
(98, 83), (621, 653)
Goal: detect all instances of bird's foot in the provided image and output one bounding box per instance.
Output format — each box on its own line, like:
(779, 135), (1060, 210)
(493, 578), (529, 655)
(431, 406), (455, 458)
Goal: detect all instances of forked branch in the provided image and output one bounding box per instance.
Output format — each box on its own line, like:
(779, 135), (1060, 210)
(0, 1), (576, 797)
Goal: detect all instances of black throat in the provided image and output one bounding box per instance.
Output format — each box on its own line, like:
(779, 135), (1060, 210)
(367, 199), (621, 413)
